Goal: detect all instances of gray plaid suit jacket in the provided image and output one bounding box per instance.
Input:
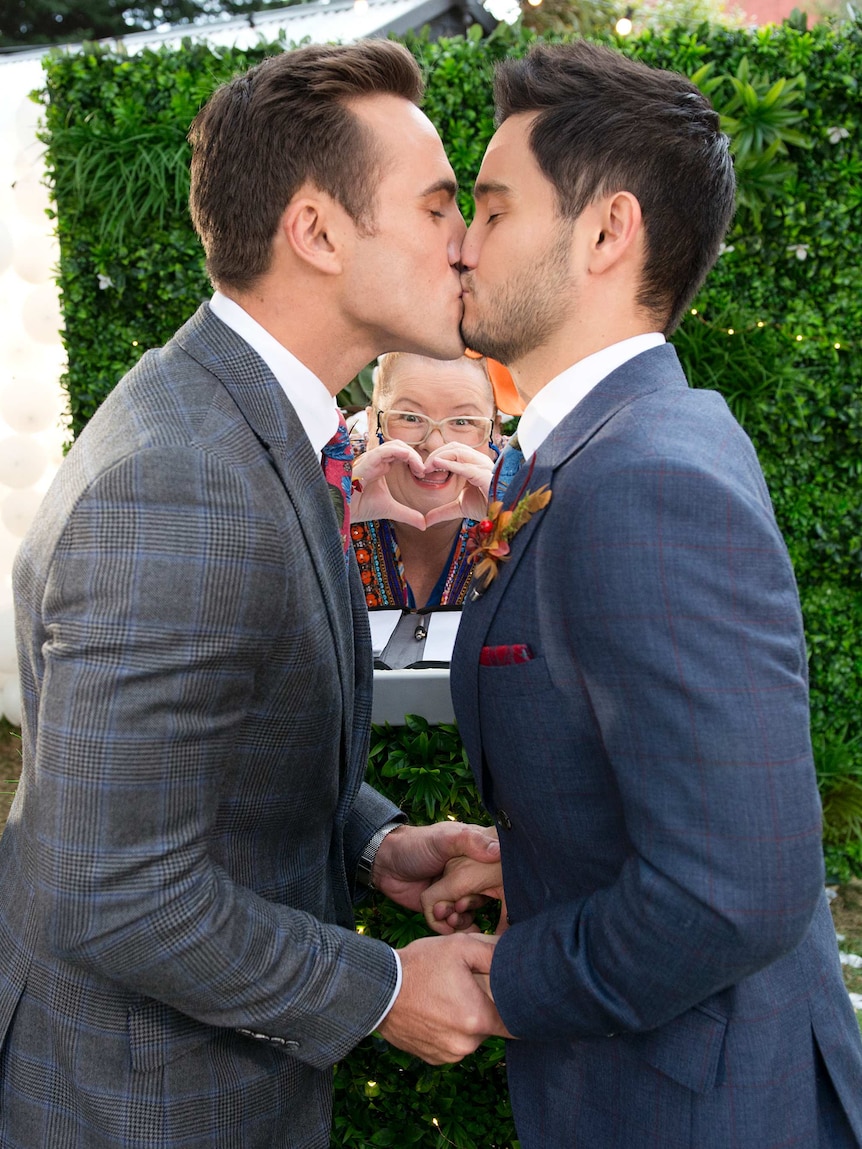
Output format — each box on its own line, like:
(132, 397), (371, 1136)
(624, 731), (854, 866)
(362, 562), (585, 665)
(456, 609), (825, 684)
(452, 344), (862, 1148)
(0, 304), (401, 1148)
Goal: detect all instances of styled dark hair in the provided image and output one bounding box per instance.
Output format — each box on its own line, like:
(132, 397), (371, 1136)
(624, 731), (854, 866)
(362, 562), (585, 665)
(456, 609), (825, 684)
(189, 40), (424, 292)
(494, 41), (735, 334)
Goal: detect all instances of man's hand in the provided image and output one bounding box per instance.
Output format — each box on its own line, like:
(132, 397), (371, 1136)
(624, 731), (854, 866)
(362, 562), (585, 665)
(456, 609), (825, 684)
(420, 853), (507, 936)
(372, 823), (499, 930)
(377, 933), (512, 1063)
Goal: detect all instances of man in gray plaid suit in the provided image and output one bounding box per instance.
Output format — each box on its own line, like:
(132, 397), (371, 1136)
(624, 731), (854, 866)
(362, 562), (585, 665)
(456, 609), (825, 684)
(0, 41), (507, 1148)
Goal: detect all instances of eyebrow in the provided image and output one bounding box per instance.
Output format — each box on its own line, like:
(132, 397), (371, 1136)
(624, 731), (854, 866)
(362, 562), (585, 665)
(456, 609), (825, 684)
(472, 180), (512, 200)
(419, 178), (458, 200)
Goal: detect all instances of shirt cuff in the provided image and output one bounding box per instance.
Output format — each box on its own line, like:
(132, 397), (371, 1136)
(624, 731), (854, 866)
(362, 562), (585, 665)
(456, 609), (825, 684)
(368, 947), (402, 1033)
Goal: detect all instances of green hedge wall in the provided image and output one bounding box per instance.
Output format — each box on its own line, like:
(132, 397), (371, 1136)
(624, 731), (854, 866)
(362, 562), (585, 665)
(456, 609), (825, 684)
(38, 15), (862, 873)
(33, 16), (862, 1144)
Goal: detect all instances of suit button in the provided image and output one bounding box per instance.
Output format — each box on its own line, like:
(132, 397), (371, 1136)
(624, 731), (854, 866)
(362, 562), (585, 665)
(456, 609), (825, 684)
(497, 809), (513, 831)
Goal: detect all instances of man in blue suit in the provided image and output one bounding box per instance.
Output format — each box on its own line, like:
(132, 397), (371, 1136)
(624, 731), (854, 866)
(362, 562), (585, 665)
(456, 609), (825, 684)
(428, 40), (862, 1147)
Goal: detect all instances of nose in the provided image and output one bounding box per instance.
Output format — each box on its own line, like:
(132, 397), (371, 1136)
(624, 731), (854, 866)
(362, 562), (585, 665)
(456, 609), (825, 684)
(460, 219), (479, 271)
(448, 208), (467, 267)
(424, 424), (447, 450)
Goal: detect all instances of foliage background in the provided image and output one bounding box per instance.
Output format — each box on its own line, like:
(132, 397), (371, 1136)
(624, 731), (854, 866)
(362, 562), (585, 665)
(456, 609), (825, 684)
(30, 15), (862, 1143)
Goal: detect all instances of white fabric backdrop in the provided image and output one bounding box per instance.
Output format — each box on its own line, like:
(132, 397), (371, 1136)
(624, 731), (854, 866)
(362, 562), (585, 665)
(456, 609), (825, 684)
(0, 58), (69, 724)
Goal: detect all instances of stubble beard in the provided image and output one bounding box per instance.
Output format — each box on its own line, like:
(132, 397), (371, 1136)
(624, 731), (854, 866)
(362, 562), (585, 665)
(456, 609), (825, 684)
(460, 230), (575, 366)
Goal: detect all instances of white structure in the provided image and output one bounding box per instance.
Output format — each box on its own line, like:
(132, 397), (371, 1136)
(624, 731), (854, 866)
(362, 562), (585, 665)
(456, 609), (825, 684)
(0, 0), (501, 724)
(0, 55), (67, 724)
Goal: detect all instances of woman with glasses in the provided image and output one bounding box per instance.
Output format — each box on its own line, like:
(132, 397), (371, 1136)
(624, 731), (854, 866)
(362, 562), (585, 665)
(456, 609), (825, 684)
(350, 353), (498, 610)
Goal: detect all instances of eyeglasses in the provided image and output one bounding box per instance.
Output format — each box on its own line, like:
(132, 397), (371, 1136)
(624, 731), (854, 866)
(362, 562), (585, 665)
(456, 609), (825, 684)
(377, 409), (494, 448)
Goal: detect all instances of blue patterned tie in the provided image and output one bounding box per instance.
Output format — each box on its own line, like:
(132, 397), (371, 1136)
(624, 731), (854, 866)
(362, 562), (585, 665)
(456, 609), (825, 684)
(493, 432), (525, 499)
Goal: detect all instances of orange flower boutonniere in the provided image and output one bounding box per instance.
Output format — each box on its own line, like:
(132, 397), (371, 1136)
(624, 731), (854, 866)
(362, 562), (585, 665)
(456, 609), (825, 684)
(466, 484), (552, 588)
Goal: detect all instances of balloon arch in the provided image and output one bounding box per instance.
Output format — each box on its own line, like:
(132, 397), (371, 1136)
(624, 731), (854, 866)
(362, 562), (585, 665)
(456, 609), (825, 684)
(0, 58), (69, 725)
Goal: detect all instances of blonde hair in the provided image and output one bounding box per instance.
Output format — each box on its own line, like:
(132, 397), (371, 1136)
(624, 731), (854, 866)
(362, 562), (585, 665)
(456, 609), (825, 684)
(372, 353), (494, 412)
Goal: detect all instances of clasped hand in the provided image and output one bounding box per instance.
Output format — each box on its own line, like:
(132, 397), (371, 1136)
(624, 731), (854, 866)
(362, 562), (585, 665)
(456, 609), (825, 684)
(371, 822), (513, 1062)
(419, 844), (507, 938)
(350, 441), (493, 529)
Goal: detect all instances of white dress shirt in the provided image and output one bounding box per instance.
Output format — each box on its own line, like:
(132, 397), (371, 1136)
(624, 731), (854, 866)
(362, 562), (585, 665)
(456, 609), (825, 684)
(517, 333), (666, 461)
(208, 292), (402, 1028)
(209, 291), (339, 454)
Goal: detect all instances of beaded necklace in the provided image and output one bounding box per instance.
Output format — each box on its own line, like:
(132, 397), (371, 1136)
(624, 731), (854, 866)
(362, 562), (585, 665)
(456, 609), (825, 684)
(350, 520), (474, 608)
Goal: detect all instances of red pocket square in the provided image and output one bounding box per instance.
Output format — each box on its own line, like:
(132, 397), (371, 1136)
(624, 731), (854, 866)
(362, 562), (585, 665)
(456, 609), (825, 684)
(480, 644), (534, 667)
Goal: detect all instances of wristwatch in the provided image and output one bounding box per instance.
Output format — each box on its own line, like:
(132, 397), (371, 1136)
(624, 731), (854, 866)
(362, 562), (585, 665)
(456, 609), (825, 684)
(357, 823), (402, 890)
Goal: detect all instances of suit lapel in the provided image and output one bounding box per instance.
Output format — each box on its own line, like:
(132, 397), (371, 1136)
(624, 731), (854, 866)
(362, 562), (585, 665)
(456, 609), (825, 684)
(173, 304), (361, 793)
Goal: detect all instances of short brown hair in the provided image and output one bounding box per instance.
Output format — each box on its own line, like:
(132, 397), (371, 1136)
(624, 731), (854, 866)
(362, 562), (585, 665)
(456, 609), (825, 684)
(188, 40), (423, 292)
(494, 41), (735, 334)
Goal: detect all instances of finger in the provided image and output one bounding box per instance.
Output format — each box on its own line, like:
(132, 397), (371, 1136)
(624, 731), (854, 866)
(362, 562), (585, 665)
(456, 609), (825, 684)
(352, 440), (417, 481)
(423, 501), (466, 528)
(454, 826), (500, 863)
(474, 972), (493, 1000)
(441, 909), (482, 933)
(427, 456), (492, 481)
(426, 444), (494, 468)
(464, 932), (499, 975)
(379, 500), (427, 530)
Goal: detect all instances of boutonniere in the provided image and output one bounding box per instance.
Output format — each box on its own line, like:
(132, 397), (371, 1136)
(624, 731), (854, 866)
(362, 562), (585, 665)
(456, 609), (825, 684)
(466, 479), (552, 588)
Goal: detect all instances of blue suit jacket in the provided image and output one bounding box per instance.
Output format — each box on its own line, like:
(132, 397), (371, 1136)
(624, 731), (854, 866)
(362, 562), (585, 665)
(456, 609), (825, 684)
(452, 344), (862, 1148)
(0, 304), (401, 1148)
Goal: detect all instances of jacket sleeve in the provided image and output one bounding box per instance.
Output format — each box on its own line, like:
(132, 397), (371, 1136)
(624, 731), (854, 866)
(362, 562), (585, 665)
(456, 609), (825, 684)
(31, 443), (397, 1069)
(489, 449), (824, 1040)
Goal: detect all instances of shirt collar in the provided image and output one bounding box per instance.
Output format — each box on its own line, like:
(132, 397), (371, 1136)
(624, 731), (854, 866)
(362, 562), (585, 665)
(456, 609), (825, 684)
(210, 291), (339, 455)
(517, 333), (666, 461)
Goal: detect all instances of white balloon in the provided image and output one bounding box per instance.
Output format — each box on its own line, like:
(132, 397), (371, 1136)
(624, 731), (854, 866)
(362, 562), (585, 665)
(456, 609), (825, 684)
(1, 675), (22, 727)
(15, 91), (41, 144)
(0, 606), (17, 676)
(1, 488), (43, 537)
(0, 379), (63, 434)
(0, 220), (12, 276)
(21, 285), (64, 345)
(0, 436), (46, 489)
(13, 230), (58, 286)
(12, 173), (51, 225)
(0, 332), (43, 373)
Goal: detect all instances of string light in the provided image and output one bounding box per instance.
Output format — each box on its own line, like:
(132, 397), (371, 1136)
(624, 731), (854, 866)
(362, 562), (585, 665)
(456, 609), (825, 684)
(681, 309), (849, 353)
(615, 5), (634, 33)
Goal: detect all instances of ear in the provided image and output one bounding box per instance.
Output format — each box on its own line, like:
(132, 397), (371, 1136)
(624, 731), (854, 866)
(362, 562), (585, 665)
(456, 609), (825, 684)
(588, 191), (642, 274)
(279, 191), (345, 276)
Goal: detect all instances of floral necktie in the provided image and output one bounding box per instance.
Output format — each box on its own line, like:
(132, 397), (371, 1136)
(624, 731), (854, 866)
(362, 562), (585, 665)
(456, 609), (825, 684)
(321, 411), (354, 558)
